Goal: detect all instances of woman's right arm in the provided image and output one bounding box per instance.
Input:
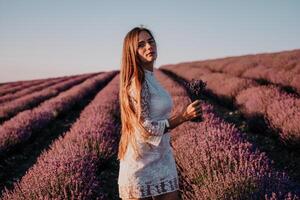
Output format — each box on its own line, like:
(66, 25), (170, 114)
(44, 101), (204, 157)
(165, 100), (202, 132)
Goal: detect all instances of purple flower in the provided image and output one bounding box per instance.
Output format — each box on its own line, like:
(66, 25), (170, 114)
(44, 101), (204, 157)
(183, 79), (207, 122)
(184, 79), (207, 101)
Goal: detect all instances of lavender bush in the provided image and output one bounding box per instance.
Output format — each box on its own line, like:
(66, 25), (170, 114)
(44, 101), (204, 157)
(160, 49), (300, 95)
(0, 76), (72, 104)
(0, 79), (47, 96)
(0, 74), (82, 97)
(290, 74), (300, 94)
(155, 70), (299, 199)
(0, 73), (97, 121)
(236, 85), (300, 145)
(0, 71), (117, 155)
(162, 64), (300, 146)
(171, 68), (258, 106)
(1, 74), (120, 200)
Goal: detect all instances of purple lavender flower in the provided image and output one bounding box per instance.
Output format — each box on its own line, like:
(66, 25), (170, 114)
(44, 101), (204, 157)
(184, 78), (207, 122)
(184, 79), (206, 100)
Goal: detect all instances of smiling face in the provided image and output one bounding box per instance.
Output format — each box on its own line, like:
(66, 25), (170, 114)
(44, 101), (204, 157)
(137, 31), (157, 65)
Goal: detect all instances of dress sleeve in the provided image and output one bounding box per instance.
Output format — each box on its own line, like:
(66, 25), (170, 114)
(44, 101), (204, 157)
(129, 80), (169, 146)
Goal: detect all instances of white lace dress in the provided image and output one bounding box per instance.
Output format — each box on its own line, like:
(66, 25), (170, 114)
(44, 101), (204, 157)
(118, 69), (179, 199)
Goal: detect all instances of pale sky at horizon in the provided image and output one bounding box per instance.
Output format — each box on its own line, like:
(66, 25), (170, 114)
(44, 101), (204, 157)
(1, 0), (299, 83)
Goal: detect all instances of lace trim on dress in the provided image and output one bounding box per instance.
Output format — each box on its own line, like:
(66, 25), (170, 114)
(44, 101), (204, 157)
(119, 176), (179, 199)
(128, 79), (167, 146)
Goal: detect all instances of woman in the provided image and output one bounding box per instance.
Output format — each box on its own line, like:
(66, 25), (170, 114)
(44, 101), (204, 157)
(118, 26), (202, 200)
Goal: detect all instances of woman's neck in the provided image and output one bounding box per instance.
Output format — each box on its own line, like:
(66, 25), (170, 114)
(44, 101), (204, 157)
(142, 62), (154, 72)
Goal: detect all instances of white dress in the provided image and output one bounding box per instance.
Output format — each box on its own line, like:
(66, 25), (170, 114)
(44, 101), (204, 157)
(118, 69), (179, 199)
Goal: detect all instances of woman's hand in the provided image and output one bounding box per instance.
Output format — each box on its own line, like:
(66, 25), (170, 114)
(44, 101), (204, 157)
(182, 100), (202, 121)
(166, 100), (202, 130)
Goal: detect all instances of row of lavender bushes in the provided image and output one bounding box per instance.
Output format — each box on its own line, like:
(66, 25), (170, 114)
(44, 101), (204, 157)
(0, 79), (46, 96)
(0, 78), (56, 96)
(0, 74), (80, 96)
(236, 85), (300, 146)
(0, 82), (25, 92)
(0, 71), (117, 156)
(0, 73), (99, 122)
(173, 49), (300, 94)
(0, 76), (73, 104)
(155, 69), (299, 199)
(161, 66), (300, 147)
(0, 73), (121, 200)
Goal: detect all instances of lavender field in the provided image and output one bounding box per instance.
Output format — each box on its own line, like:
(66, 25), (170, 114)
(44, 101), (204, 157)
(0, 49), (299, 200)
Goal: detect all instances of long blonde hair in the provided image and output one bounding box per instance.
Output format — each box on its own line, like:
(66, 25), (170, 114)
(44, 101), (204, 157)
(118, 26), (156, 161)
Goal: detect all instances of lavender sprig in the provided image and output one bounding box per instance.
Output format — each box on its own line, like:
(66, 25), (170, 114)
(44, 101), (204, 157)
(184, 79), (207, 122)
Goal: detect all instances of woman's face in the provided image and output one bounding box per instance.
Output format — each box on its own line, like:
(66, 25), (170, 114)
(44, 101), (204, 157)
(137, 31), (157, 64)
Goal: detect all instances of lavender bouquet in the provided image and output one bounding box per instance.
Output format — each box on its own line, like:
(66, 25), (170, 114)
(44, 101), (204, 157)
(183, 78), (207, 122)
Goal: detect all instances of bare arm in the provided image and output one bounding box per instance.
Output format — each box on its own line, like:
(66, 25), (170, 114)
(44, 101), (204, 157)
(163, 100), (202, 133)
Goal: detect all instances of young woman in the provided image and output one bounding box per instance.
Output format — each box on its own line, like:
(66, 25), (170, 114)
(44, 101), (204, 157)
(118, 26), (202, 200)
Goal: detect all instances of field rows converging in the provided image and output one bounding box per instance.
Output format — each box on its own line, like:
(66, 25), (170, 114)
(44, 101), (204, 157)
(0, 53), (299, 200)
(162, 49), (300, 95)
(0, 77), (60, 97)
(160, 66), (300, 147)
(0, 71), (117, 194)
(0, 73), (86, 98)
(161, 66), (300, 186)
(0, 73), (94, 105)
(0, 72), (100, 124)
(0, 71), (117, 157)
(0, 73), (121, 200)
(155, 69), (299, 199)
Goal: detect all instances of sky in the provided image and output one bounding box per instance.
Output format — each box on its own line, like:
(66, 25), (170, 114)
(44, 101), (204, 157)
(0, 0), (299, 83)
